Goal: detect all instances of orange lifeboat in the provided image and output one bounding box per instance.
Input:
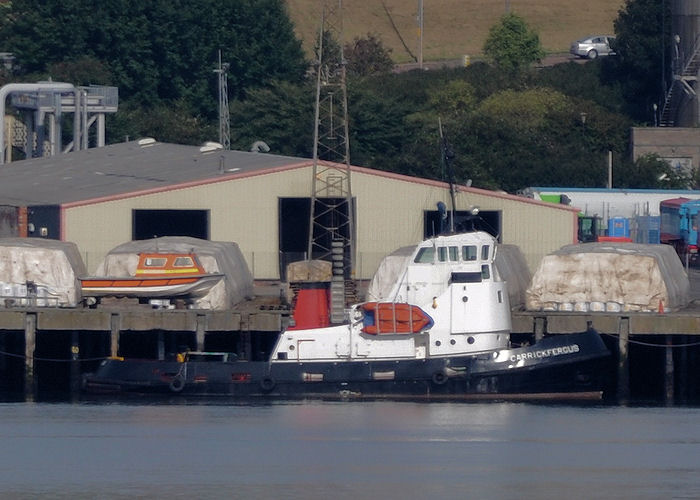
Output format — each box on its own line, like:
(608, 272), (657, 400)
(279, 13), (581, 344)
(361, 302), (434, 335)
(80, 253), (223, 299)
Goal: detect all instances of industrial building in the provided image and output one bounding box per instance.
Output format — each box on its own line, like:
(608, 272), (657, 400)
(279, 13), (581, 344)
(0, 139), (578, 279)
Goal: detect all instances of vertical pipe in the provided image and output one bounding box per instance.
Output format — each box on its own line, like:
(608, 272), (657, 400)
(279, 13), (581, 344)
(110, 313), (120, 358)
(617, 317), (630, 404)
(607, 150), (613, 189)
(665, 335), (674, 405)
(70, 330), (80, 398)
(81, 90), (88, 150)
(97, 114), (105, 147)
(24, 313), (37, 402)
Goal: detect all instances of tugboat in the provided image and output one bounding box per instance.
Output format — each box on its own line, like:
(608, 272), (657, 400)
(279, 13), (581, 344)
(83, 230), (610, 400)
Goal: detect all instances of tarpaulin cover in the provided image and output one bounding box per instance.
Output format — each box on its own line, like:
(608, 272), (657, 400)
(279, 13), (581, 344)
(526, 242), (689, 312)
(95, 236), (253, 310)
(494, 244), (531, 310)
(286, 259), (332, 282)
(0, 238), (86, 307)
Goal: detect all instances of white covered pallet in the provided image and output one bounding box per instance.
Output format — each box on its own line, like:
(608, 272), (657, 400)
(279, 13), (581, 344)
(526, 242), (689, 313)
(0, 238), (86, 307)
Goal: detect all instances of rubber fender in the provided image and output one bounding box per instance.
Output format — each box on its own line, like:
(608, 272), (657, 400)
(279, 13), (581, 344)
(169, 376), (185, 393)
(260, 377), (276, 392)
(431, 371), (448, 385)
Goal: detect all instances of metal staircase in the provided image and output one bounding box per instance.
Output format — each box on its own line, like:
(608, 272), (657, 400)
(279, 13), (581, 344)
(660, 36), (700, 127)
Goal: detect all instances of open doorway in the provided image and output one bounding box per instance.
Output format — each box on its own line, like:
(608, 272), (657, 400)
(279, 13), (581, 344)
(132, 209), (210, 240)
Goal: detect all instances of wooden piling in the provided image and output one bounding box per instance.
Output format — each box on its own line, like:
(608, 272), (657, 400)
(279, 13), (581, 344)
(617, 317), (630, 404)
(196, 314), (206, 351)
(110, 313), (120, 357)
(665, 335), (674, 405)
(157, 331), (165, 360)
(24, 313), (36, 401)
(534, 316), (546, 342)
(70, 330), (80, 397)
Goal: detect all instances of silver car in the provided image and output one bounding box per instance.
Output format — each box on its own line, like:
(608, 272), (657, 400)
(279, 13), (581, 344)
(570, 35), (616, 59)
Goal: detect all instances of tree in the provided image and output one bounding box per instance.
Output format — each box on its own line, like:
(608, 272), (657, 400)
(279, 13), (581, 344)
(230, 81), (315, 157)
(614, 154), (691, 189)
(483, 13), (545, 72)
(604, 0), (671, 121)
(344, 34), (394, 77)
(0, 0), (308, 116)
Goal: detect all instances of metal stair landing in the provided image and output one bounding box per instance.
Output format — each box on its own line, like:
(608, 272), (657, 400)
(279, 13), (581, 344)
(660, 36), (700, 127)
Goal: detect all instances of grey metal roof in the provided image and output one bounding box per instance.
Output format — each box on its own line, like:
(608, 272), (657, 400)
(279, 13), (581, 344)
(0, 140), (308, 206)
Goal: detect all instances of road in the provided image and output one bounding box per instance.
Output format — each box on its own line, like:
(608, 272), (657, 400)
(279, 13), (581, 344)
(394, 52), (585, 72)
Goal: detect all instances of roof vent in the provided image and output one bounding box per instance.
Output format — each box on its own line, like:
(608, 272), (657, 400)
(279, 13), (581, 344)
(200, 141), (224, 154)
(137, 137), (156, 147)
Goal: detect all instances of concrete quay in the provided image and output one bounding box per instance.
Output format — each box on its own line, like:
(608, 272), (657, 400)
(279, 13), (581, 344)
(1, 290), (699, 403)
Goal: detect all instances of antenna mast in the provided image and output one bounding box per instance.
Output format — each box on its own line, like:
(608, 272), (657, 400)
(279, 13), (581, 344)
(308, 0), (355, 323)
(215, 50), (230, 149)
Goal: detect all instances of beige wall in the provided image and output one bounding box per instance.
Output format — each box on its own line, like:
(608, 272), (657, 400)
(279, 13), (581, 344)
(65, 165), (577, 279)
(632, 127), (700, 176)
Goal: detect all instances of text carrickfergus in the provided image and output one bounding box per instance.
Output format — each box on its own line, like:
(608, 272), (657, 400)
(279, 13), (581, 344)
(510, 344), (580, 362)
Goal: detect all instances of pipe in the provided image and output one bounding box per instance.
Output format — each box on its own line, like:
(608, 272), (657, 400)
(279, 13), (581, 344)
(0, 82), (76, 164)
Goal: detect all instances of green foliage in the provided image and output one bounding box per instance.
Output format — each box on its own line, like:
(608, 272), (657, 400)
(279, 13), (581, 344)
(230, 81), (315, 157)
(109, 100), (215, 145)
(47, 56), (113, 86)
(483, 13), (545, 72)
(614, 154), (691, 189)
(0, 0), (308, 116)
(344, 34), (394, 77)
(603, 0), (670, 121)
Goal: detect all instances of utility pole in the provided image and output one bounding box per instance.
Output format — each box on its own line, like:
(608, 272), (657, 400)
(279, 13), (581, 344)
(308, 0), (355, 323)
(214, 50), (230, 149)
(417, 0), (424, 69)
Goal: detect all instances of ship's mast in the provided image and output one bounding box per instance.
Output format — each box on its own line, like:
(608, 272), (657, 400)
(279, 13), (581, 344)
(307, 0), (355, 323)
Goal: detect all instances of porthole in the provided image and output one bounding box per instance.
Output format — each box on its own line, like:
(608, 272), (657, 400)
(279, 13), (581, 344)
(467, 337), (475, 344)
(435, 340), (442, 347)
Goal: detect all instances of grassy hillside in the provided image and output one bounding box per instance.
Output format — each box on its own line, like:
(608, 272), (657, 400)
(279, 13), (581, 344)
(286, 0), (623, 63)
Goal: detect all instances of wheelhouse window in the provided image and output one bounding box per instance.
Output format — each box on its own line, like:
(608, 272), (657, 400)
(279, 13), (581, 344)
(481, 265), (491, 279)
(173, 256), (195, 267)
(481, 245), (490, 260)
(449, 246), (459, 261)
(462, 245), (477, 261)
(438, 246), (447, 262)
(414, 247), (435, 263)
(144, 257), (167, 267)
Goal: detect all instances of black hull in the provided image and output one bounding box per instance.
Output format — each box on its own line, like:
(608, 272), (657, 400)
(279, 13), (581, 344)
(84, 331), (610, 401)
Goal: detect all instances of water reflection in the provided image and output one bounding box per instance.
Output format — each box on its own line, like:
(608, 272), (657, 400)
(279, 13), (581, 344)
(1, 401), (699, 499)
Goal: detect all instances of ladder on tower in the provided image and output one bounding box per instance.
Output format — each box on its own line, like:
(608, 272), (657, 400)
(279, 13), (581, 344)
(660, 36), (700, 127)
(307, 0), (356, 324)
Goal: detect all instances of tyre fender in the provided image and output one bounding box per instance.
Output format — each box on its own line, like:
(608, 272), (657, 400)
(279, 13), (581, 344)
(260, 377), (276, 392)
(169, 376), (185, 393)
(431, 370), (448, 385)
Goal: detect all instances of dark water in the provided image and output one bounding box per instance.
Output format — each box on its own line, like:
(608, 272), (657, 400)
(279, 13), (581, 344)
(1, 400), (699, 500)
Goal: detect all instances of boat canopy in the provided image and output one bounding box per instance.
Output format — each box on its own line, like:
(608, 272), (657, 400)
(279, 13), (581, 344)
(93, 236), (253, 309)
